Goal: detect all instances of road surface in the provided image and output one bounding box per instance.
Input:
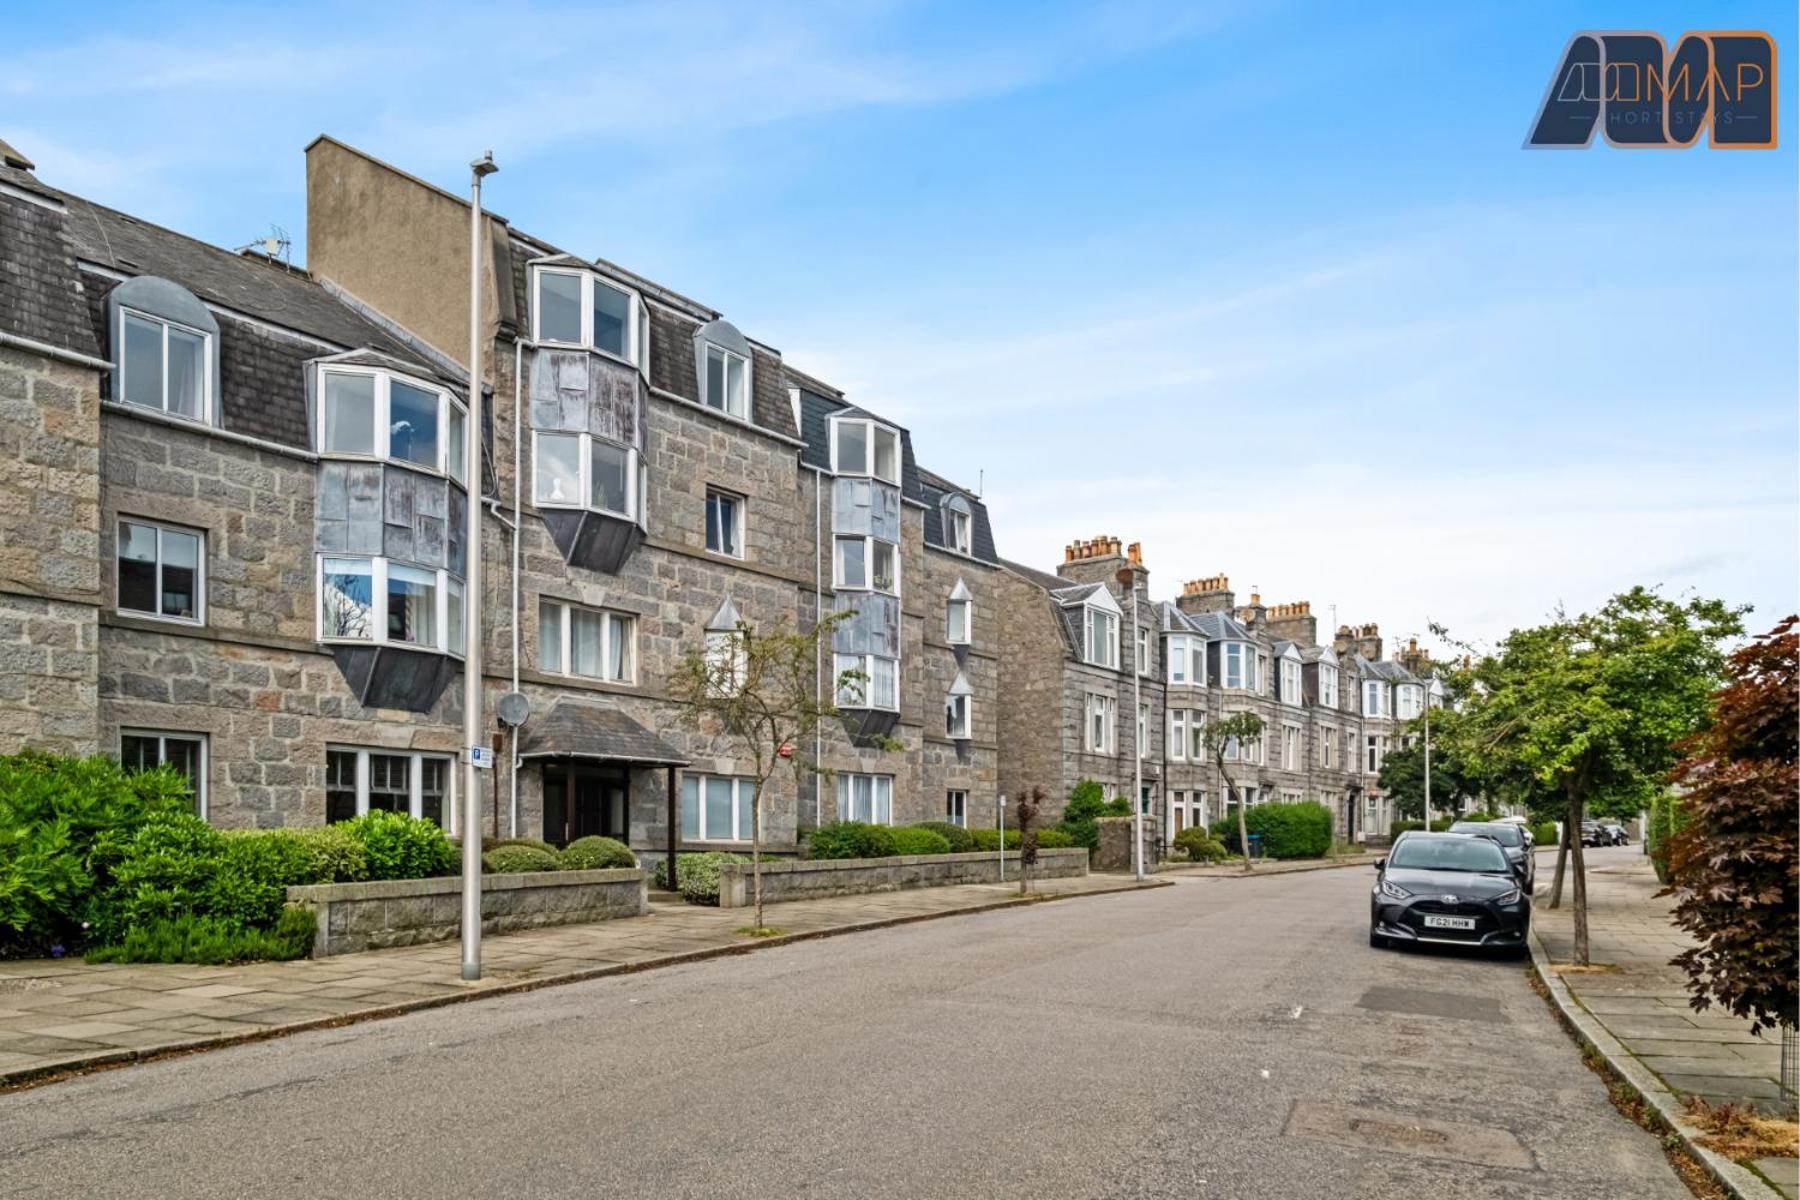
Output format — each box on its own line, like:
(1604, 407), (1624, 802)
(0, 858), (1685, 1199)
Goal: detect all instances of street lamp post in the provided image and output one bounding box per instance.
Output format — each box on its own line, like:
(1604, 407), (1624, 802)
(460, 150), (497, 983)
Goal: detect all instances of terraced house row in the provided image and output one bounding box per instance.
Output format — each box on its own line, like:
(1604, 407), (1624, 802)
(0, 134), (1437, 863)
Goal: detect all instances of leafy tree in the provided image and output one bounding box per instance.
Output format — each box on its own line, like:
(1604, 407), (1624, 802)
(1664, 616), (1797, 1035)
(1437, 588), (1742, 964)
(1203, 711), (1266, 874)
(669, 610), (896, 933)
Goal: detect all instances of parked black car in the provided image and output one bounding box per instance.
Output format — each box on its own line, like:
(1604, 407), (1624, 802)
(1370, 833), (1530, 956)
(1448, 820), (1535, 889)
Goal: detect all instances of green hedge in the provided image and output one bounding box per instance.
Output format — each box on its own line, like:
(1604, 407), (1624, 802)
(559, 836), (636, 871)
(805, 822), (898, 861)
(1243, 802), (1333, 859)
(889, 827), (953, 856)
(482, 845), (562, 874)
(908, 821), (977, 853)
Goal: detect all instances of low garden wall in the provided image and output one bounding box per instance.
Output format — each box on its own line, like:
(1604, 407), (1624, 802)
(715, 848), (1087, 909)
(287, 868), (648, 957)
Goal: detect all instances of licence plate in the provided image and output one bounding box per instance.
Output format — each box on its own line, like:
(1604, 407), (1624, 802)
(1423, 915), (1476, 931)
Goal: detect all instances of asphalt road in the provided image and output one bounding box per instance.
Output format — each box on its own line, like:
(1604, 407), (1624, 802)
(0, 856), (1684, 1199)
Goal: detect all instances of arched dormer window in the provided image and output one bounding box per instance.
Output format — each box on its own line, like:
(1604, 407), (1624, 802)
(530, 262), (648, 374)
(106, 276), (220, 425)
(694, 318), (751, 420)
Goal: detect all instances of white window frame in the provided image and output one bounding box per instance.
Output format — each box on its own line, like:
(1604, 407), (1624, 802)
(531, 430), (640, 519)
(705, 487), (745, 559)
(317, 365), (467, 483)
(537, 598), (636, 684)
(681, 773), (755, 843)
(325, 746), (457, 830)
(1281, 659), (1303, 706)
(1319, 663), (1339, 709)
(946, 790), (968, 828)
(835, 652), (899, 711)
(1086, 693), (1116, 754)
(946, 691), (972, 738)
(829, 416), (901, 485)
(946, 596), (971, 645)
(834, 534), (900, 596)
(949, 508), (972, 554)
(316, 554), (464, 656)
(116, 517), (206, 625)
(702, 342), (750, 419)
(530, 266), (648, 370)
(119, 729), (208, 819)
(836, 772), (894, 825)
(1084, 606), (1119, 669)
(118, 307), (213, 423)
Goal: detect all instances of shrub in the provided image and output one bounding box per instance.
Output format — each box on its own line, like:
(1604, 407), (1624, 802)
(0, 751), (193, 955)
(1173, 827), (1229, 863)
(560, 836), (636, 871)
(656, 851), (751, 905)
(86, 907), (316, 965)
(482, 844), (562, 874)
(909, 821), (977, 853)
(340, 811), (458, 881)
(1243, 802), (1333, 860)
(805, 821), (898, 861)
(889, 827), (953, 856)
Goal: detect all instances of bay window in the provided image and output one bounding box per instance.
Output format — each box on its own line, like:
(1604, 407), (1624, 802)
(703, 344), (749, 418)
(531, 266), (648, 368)
(120, 309), (209, 422)
(533, 431), (639, 519)
(1084, 605), (1119, 668)
(538, 599), (636, 683)
(318, 556), (463, 655)
(837, 773), (893, 825)
(832, 417), (901, 485)
(326, 747), (453, 827)
(681, 773), (755, 842)
(318, 366), (466, 484)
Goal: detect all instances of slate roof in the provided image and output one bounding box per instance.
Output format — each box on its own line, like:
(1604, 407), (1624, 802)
(914, 465), (1000, 565)
(516, 697), (690, 766)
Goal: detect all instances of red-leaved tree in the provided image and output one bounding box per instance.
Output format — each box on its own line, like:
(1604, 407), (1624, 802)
(1663, 615), (1798, 1036)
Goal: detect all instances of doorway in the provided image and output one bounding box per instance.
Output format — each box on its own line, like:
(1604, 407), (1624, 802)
(542, 762), (630, 846)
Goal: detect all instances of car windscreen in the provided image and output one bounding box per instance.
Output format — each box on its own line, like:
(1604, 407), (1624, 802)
(1451, 822), (1522, 848)
(1388, 838), (1510, 873)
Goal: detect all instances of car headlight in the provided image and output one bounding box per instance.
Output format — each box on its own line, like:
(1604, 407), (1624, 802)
(1493, 887), (1522, 905)
(1380, 879), (1412, 900)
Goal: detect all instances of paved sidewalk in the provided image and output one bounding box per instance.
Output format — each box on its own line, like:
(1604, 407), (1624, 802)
(0, 873), (1154, 1088)
(1533, 847), (1798, 1197)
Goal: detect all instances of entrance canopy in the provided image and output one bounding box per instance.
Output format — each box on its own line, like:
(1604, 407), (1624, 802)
(517, 698), (689, 768)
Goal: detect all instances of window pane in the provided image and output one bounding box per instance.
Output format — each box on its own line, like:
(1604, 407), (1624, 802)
(705, 777), (733, 841)
(538, 600), (564, 672)
(591, 440), (630, 514)
(368, 753), (409, 814)
(322, 372), (376, 454)
(535, 433), (581, 505)
(158, 528), (199, 619)
(326, 749), (359, 823)
(418, 758), (446, 827)
(387, 564), (438, 647)
(705, 346), (726, 412)
(322, 559), (373, 638)
(538, 271), (582, 343)
(871, 541), (896, 593)
(836, 537), (866, 588)
(120, 733), (158, 774)
(873, 427), (898, 482)
(447, 405), (467, 484)
(607, 613), (633, 681)
(726, 354), (746, 416)
(835, 421), (867, 474)
(389, 380), (439, 468)
(593, 281), (629, 356)
(121, 314), (163, 409)
(571, 608), (604, 678)
(447, 578), (465, 653)
(118, 521), (158, 614)
(166, 326), (205, 419)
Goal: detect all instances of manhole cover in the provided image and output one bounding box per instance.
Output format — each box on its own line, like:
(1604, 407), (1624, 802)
(1286, 1101), (1535, 1170)
(1357, 985), (1505, 1023)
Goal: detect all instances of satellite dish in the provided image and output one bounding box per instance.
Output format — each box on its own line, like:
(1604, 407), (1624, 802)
(497, 691), (530, 728)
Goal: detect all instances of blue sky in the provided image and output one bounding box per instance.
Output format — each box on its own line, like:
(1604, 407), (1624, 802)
(7, 1), (1795, 649)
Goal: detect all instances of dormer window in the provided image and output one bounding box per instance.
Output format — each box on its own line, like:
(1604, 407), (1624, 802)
(531, 266), (647, 369)
(832, 417), (900, 484)
(533, 431), (638, 519)
(120, 310), (210, 422)
(1083, 605), (1119, 668)
(703, 344), (749, 418)
(320, 366), (467, 484)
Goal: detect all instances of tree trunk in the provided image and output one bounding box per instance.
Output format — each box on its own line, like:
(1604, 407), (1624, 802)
(751, 778), (764, 932)
(1549, 818), (1570, 908)
(1569, 789), (1589, 966)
